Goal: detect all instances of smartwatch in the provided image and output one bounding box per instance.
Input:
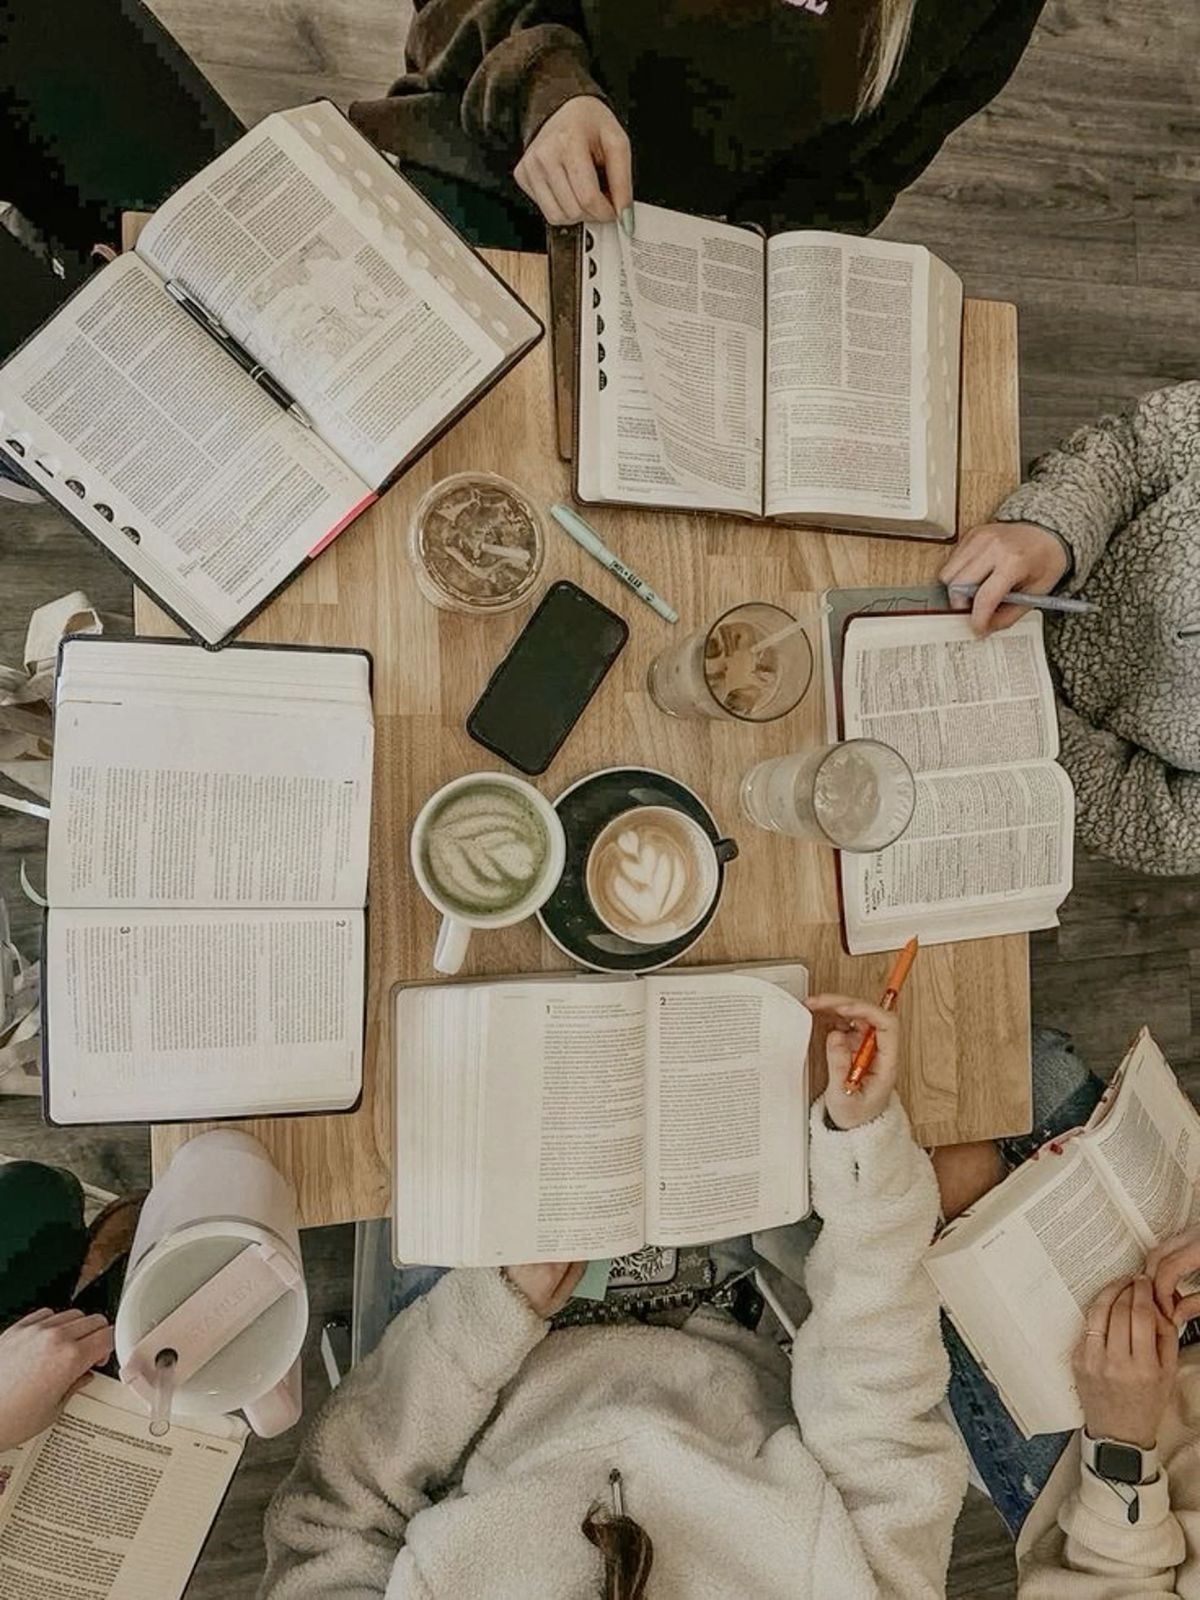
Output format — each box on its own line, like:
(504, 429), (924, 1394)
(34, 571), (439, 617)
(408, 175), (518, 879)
(1081, 1433), (1159, 1486)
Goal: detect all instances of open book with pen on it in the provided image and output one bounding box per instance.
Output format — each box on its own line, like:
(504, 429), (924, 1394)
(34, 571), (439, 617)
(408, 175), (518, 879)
(823, 604), (1075, 953)
(926, 1031), (1200, 1438)
(566, 203), (963, 538)
(0, 99), (541, 647)
(393, 963), (811, 1268)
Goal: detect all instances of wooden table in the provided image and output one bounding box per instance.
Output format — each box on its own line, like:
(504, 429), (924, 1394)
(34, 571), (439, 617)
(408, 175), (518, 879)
(139, 252), (1028, 1228)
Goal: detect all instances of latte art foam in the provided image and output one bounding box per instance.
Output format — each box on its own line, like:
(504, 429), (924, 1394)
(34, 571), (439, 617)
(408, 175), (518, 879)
(422, 784), (550, 916)
(588, 813), (715, 942)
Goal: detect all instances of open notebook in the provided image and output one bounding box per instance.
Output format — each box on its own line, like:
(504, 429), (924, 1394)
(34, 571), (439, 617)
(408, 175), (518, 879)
(0, 1375), (245, 1600)
(0, 100), (541, 646)
(572, 204), (962, 537)
(43, 636), (372, 1123)
(394, 963), (810, 1267)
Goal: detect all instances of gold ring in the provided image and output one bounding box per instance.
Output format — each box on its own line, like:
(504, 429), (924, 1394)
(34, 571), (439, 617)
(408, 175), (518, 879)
(1084, 1329), (1105, 1338)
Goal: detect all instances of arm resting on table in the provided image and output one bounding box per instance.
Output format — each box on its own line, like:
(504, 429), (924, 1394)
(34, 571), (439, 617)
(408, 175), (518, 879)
(994, 382), (1200, 590)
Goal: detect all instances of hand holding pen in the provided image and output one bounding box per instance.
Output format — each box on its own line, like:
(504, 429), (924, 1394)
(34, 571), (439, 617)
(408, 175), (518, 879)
(806, 992), (902, 1131)
(938, 521), (1083, 634)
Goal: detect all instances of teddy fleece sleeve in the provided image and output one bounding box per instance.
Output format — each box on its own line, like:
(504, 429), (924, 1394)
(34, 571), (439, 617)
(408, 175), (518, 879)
(1019, 1460), (1191, 1598)
(791, 1098), (967, 1600)
(259, 1269), (547, 1598)
(351, 0), (604, 161)
(1056, 702), (1200, 878)
(993, 382), (1200, 590)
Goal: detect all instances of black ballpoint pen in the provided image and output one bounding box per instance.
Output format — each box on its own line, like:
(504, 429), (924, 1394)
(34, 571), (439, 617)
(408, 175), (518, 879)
(164, 279), (314, 430)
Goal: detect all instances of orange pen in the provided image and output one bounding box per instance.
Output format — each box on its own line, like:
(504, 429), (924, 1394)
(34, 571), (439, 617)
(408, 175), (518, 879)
(844, 936), (919, 1094)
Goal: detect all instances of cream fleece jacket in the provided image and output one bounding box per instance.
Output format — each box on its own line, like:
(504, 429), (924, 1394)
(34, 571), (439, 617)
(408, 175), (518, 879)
(260, 1098), (966, 1599)
(1019, 1348), (1200, 1598)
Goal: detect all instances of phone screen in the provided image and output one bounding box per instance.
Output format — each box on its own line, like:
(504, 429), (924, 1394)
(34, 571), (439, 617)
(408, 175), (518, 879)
(467, 581), (628, 774)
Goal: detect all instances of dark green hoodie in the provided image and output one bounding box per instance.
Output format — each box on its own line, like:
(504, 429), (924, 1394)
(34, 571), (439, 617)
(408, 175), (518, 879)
(350, 0), (1046, 235)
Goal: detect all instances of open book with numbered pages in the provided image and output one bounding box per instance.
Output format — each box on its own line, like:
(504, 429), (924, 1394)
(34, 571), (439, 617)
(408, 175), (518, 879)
(824, 605), (1075, 953)
(926, 1031), (1200, 1438)
(43, 636), (373, 1124)
(0, 98), (541, 648)
(571, 203), (962, 537)
(0, 1374), (246, 1600)
(393, 963), (810, 1268)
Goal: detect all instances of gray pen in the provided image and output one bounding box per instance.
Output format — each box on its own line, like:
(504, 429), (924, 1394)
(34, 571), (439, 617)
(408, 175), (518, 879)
(946, 582), (1097, 617)
(165, 280), (314, 431)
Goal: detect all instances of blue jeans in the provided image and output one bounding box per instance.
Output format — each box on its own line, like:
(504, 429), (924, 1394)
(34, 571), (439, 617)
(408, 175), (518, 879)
(944, 1027), (1107, 1535)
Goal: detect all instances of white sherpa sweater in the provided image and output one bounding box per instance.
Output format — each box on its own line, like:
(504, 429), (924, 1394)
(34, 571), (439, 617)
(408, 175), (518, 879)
(1019, 1347), (1200, 1598)
(260, 1099), (966, 1599)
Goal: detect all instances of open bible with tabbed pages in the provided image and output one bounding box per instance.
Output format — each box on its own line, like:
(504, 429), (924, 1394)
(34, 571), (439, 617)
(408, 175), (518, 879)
(825, 608), (1075, 953)
(0, 1374), (246, 1600)
(0, 99), (541, 647)
(393, 964), (811, 1267)
(570, 203), (963, 537)
(43, 636), (373, 1124)
(926, 1031), (1200, 1438)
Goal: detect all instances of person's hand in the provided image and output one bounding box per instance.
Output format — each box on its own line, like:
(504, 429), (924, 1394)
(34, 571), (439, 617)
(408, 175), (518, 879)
(0, 1308), (114, 1452)
(1146, 1228), (1200, 1327)
(938, 521), (1070, 634)
(1074, 1276), (1178, 1450)
(514, 96), (633, 229)
(503, 1261), (586, 1318)
(807, 994), (900, 1131)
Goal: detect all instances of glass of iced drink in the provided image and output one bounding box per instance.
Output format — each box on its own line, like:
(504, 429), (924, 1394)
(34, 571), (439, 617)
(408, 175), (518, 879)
(740, 739), (916, 851)
(646, 603), (814, 722)
(409, 471), (545, 614)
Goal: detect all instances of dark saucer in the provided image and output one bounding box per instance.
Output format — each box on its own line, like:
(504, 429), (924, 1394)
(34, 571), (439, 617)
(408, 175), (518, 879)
(538, 766), (738, 973)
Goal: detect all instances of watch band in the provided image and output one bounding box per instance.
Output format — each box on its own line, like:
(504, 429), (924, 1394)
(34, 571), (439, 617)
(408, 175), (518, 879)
(1081, 1432), (1159, 1485)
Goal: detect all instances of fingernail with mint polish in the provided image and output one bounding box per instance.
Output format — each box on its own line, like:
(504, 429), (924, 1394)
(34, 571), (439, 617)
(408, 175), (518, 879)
(620, 205), (635, 238)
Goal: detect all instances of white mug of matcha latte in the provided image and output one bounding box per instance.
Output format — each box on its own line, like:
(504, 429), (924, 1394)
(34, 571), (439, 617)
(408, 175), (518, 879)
(410, 773), (567, 974)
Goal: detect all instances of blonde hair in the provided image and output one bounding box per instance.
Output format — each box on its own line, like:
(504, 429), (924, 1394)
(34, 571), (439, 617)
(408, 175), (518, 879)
(857, 0), (917, 118)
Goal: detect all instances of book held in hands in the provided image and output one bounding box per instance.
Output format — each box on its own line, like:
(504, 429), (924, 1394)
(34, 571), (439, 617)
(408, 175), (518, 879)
(0, 1374), (246, 1600)
(393, 965), (811, 1267)
(824, 608), (1075, 953)
(926, 1031), (1200, 1437)
(0, 100), (541, 647)
(572, 203), (963, 538)
(43, 637), (373, 1124)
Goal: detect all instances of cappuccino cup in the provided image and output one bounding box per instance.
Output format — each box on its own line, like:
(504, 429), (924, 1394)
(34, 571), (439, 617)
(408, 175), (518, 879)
(411, 773), (566, 974)
(585, 805), (728, 946)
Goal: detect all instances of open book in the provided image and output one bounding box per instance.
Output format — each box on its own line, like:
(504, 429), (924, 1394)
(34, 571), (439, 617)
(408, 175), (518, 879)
(573, 203), (962, 537)
(0, 100), (541, 647)
(44, 636), (372, 1123)
(927, 1031), (1200, 1437)
(827, 609), (1075, 953)
(0, 1374), (246, 1600)
(394, 964), (810, 1266)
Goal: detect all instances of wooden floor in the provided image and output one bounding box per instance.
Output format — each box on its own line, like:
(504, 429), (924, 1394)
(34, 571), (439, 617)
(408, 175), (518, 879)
(2, 1), (1198, 1594)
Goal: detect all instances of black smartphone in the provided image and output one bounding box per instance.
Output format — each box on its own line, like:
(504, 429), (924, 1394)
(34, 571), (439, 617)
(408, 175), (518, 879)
(466, 580), (628, 775)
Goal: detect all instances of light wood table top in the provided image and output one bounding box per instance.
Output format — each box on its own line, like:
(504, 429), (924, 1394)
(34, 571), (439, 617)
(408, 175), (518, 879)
(139, 250), (1029, 1228)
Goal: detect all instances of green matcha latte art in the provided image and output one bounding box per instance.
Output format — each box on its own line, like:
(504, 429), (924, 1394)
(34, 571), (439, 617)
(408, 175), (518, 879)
(421, 783), (551, 915)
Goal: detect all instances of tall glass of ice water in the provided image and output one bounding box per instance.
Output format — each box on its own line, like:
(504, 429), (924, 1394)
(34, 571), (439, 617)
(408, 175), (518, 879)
(740, 739), (916, 850)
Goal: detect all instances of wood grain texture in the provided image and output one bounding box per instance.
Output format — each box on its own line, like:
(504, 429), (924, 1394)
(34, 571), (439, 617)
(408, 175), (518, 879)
(135, 258), (1028, 1225)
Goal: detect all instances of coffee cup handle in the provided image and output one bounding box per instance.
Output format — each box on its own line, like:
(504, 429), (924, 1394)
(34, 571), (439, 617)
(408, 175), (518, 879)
(434, 915), (472, 975)
(715, 837), (739, 865)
